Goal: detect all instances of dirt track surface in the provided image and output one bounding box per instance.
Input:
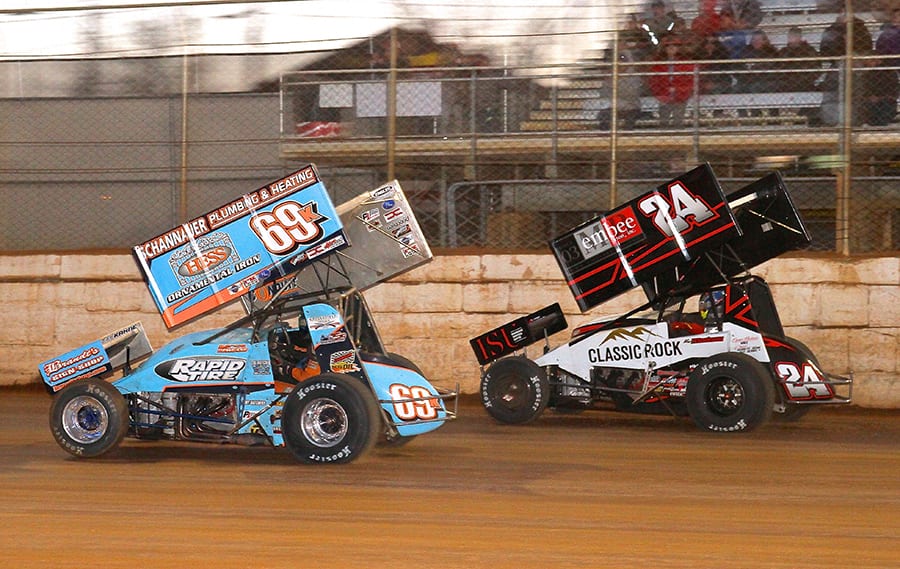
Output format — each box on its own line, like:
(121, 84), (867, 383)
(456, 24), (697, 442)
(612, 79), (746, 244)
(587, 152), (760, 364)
(1, 386), (898, 569)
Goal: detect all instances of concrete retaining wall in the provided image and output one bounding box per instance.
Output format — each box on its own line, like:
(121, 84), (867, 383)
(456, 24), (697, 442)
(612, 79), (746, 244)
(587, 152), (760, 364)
(2, 253), (897, 407)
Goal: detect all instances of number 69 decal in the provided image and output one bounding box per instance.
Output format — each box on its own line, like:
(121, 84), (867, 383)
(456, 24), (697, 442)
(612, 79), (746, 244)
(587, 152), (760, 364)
(389, 384), (440, 421)
(250, 201), (326, 255)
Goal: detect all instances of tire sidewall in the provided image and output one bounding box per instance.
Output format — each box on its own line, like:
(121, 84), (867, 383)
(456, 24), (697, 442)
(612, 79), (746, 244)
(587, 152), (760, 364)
(49, 379), (129, 458)
(687, 354), (774, 433)
(480, 357), (549, 424)
(281, 374), (378, 464)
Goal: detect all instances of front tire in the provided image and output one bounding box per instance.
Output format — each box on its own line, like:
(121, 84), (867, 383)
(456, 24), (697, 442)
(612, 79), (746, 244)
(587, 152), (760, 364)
(480, 356), (549, 424)
(49, 379), (129, 458)
(281, 374), (379, 464)
(687, 353), (775, 433)
(386, 352), (423, 375)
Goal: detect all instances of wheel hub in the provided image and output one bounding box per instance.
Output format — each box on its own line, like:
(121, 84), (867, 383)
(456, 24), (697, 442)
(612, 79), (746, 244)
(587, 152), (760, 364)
(301, 398), (348, 448)
(708, 378), (744, 416)
(61, 395), (109, 444)
(498, 378), (526, 408)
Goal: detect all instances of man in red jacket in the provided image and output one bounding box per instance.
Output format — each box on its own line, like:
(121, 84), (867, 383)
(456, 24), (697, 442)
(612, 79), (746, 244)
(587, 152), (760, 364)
(648, 35), (696, 127)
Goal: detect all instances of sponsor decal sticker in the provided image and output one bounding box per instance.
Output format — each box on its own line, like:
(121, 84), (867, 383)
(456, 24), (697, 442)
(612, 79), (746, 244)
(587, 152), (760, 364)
(390, 384), (440, 421)
(575, 206), (643, 261)
(156, 357), (246, 382)
(600, 326), (661, 344)
(292, 234), (346, 263)
(330, 350), (360, 373)
(371, 185), (395, 200)
(383, 206), (405, 223)
(391, 223), (412, 238)
(688, 336), (725, 344)
(250, 200), (329, 256)
(309, 314), (341, 330)
(168, 232), (241, 287)
(361, 208), (380, 223)
(318, 328), (348, 346)
(41, 344), (108, 385)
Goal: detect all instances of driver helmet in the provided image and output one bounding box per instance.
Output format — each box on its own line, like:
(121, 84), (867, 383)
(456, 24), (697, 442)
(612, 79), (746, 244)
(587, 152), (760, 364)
(699, 289), (725, 322)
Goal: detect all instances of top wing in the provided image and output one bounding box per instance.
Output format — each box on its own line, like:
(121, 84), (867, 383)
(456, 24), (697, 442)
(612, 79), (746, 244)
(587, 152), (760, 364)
(641, 170), (811, 302)
(134, 165), (347, 328)
(333, 179), (433, 291)
(241, 180), (432, 312)
(550, 163), (740, 312)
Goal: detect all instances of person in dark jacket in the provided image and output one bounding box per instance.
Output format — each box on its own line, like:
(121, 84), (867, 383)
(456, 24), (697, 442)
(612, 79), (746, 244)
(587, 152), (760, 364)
(738, 29), (779, 93)
(724, 0), (763, 32)
(820, 8), (874, 58)
(818, 8), (874, 125)
(694, 34), (734, 94)
(875, 8), (900, 68)
(858, 53), (899, 125)
(778, 26), (820, 92)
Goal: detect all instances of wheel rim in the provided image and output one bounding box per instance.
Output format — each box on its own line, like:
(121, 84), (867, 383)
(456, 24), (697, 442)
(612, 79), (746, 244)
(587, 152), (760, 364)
(301, 397), (349, 448)
(706, 377), (744, 416)
(61, 395), (109, 444)
(493, 375), (529, 412)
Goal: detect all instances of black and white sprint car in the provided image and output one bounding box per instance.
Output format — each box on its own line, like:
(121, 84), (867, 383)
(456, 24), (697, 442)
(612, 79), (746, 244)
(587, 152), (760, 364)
(470, 164), (851, 432)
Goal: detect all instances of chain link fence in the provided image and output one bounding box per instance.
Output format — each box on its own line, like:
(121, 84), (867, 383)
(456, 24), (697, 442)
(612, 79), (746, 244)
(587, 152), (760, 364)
(1, 2), (898, 254)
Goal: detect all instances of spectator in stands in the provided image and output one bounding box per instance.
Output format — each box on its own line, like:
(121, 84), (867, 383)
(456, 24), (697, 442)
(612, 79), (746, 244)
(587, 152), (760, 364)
(694, 34), (734, 94)
(875, 8), (900, 67)
(717, 8), (748, 59)
(777, 26), (820, 92)
(600, 39), (646, 130)
(738, 29), (779, 93)
(648, 35), (696, 127)
(719, 0), (764, 58)
(819, 8), (874, 126)
(724, 0), (763, 32)
(858, 53), (899, 125)
(621, 12), (654, 61)
(641, 1), (679, 47)
(691, 0), (723, 41)
(819, 8), (873, 58)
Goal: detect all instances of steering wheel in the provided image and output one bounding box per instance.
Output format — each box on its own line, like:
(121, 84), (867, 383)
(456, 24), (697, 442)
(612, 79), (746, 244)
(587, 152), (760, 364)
(269, 325), (300, 379)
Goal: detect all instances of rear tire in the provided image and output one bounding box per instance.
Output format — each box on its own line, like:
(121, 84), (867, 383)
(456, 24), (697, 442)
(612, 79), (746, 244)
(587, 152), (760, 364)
(480, 357), (549, 424)
(281, 374), (379, 464)
(687, 353), (774, 433)
(50, 379), (129, 458)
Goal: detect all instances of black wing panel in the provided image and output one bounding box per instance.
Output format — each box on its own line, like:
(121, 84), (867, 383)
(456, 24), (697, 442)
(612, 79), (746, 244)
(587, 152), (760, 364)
(642, 170), (811, 301)
(550, 164), (740, 312)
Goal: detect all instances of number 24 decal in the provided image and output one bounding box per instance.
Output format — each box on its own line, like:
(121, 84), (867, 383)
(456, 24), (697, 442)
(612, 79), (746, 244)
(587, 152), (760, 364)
(775, 362), (834, 399)
(250, 201), (326, 255)
(390, 384), (440, 421)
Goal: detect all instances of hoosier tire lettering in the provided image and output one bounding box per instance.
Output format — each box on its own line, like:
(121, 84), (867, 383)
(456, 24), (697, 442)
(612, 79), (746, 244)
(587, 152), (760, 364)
(687, 353), (775, 433)
(281, 373), (379, 464)
(480, 356), (549, 425)
(49, 378), (129, 458)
